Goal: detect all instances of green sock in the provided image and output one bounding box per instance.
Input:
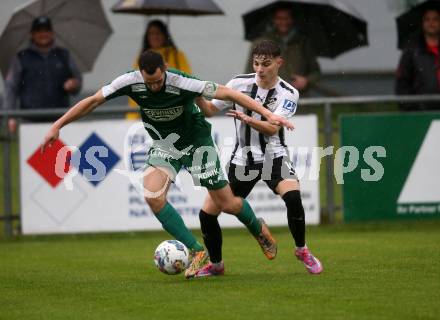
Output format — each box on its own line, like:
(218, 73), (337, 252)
(156, 203), (204, 252)
(235, 199), (262, 237)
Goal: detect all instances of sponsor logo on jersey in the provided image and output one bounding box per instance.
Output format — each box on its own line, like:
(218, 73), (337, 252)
(143, 106), (184, 122)
(282, 99), (297, 113)
(131, 84), (147, 92)
(266, 97), (278, 110)
(165, 85), (180, 95)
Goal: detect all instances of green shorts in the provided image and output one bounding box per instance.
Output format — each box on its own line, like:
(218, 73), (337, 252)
(146, 136), (228, 190)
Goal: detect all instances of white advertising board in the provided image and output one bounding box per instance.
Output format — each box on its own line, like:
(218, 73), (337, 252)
(20, 115), (319, 234)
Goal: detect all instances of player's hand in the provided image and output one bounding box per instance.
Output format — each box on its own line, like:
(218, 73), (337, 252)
(8, 118), (17, 134)
(266, 113), (294, 130)
(40, 126), (60, 153)
(63, 78), (80, 93)
(291, 75), (308, 90)
(226, 110), (252, 124)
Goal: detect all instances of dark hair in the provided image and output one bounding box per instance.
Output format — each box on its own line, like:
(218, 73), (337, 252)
(142, 19), (176, 52)
(139, 50), (165, 75)
(273, 3), (293, 16)
(252, 40), (281, 58)
(423, 6), (440, 18)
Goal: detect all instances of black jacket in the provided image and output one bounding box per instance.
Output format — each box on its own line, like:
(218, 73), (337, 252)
(395, 33), (440, 111)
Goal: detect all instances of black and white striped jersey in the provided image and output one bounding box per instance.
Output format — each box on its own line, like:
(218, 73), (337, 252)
(213, 73), (299, 166)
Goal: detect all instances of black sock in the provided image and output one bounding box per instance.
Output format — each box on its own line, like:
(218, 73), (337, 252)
(282, 190), (306, 247)
(199, 210), (223, 263)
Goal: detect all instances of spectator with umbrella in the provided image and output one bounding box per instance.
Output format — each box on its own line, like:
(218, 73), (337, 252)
(245, 4), (321, 95)
(126, 20), (192, 119)
(242, 0), (368, 96)
(111, 0), (224, 119)
(3, 16), (82, 131)
(396, 1), (440, 111)
(0, 0), (112, 132)
(141, 20), (191, 74)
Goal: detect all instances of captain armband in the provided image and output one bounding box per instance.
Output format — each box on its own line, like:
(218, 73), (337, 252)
(202, 81), (218, 100)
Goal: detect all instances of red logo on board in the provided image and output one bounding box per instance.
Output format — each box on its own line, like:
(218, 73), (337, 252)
(27, 139), (72, 188)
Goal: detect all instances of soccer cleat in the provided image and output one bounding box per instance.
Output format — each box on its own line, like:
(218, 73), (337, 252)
(254, 218), (277, 260)
(184, 250), (209, 279)
(194, 262), (225, 278)
(295, 247), (323, 274)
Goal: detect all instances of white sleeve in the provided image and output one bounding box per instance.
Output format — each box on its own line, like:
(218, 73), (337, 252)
(166, 72), (219, 98)
(273, 91), (299, 118)
(101, 72), (141, 99)
(212, 97), (233, 111)
(211, 79), (235, 111)
(101, 81), (119, 98)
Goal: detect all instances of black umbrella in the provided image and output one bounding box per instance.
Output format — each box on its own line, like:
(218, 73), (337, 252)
(396, 0), (440, 49)
(111, 0), (224, 16)
(242, 0), (368, 58)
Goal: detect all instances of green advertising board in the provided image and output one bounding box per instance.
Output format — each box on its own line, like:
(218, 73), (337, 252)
(340, 113), (440, 222)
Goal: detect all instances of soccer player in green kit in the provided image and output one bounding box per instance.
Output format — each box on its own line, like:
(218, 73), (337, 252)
(41, 50), (293, 278)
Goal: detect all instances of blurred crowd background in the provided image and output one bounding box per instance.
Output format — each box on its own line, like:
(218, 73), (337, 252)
(0, 0), (430, 101)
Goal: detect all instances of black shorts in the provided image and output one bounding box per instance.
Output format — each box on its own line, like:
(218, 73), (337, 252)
(227, 156), (298, 198)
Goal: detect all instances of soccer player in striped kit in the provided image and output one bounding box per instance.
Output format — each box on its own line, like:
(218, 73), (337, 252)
(193, 40), (323, 277)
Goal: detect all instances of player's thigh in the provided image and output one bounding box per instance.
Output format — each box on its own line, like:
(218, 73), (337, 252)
(202, 177), (257, 215)
(264, 156), (299, 196)
(143, 166), (173, 199)
(185, 141), (228, 190)
(228, 163), (260, 199)
(146, 146), (181, 182)
(144, 146), (182, 194)
(275, 179), (300, 196)
(207, 184), (242, 214)
(202, 193), (221, 215)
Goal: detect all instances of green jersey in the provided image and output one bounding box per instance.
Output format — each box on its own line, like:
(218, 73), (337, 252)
(101, 68), (218, 149)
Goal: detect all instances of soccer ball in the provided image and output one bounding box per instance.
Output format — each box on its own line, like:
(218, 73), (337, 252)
(153, 240), (190, 275)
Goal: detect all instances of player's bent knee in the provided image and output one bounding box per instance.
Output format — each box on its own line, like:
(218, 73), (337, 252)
(217, 197), (242, 214)
(144, 196), (166, 214)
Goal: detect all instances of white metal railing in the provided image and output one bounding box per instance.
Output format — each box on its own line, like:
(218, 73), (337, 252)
(1, 94), (440, 236)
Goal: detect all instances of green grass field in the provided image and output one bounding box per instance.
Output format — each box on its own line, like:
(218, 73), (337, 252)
(1, 221), (439, 320)
(2, 104), (438, 319)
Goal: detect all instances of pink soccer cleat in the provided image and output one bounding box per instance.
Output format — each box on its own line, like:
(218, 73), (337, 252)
(194, 262), (225, 278)
(295, 247), (323, 274)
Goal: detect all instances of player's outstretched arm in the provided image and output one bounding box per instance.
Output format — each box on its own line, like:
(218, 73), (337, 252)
(195, 97), (220, 118)
(214, 85), (293, 130)
(226, 109), (280, 136)
(41, 90), (106, 152)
